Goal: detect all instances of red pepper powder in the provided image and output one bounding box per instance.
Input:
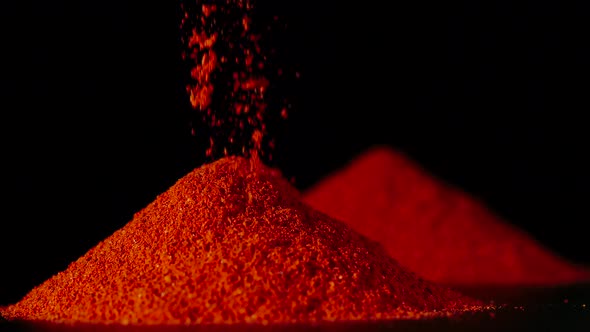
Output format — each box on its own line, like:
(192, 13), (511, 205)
(0, 157), (485, 324)
(0, 1), (494, 325)
(180, 0), (289, 162)
(304, 145), (590, 287)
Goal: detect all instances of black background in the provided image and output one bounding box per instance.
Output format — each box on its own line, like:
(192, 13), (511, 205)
(1, 1), (589, 306)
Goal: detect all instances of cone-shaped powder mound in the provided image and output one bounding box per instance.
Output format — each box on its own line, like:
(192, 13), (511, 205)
(1, 156), (483, 325)
(304, 145), (590, 287)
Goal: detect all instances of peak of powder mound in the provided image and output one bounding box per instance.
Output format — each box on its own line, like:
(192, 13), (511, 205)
(304, 146), (590, 286)
(1, 156), (484, 325)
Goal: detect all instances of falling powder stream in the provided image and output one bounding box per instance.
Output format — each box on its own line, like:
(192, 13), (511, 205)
(180, 0), (289, 162)
(304, 145), (590, 286)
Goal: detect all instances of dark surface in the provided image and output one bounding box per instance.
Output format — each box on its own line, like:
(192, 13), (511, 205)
(452, 283), (590, 306)
(1, 0), (590, 308)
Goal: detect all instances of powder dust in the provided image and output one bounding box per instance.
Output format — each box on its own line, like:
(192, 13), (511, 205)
(303, 145), (590, 286)
(0, 157), (486, 324)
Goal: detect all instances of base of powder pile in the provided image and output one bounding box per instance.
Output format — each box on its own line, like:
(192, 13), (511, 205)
(1, 303), (588, 332)
(2, 284), (590, 331)
(0, 305), (494, 326)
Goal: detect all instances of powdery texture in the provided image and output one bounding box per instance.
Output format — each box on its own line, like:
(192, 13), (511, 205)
(1, 156), (483, 325)
(304, 145), (590, 286)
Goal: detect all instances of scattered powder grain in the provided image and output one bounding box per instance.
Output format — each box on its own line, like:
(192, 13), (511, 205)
(180, 0), (291, 161)
(0, 157), (485, 325)
(303, 145), (590, 286)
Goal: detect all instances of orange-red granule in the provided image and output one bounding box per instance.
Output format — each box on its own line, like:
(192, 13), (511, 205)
(304, 145), (590, 287)
(0, 156), (485, 325)
(180, 0), (288, 161)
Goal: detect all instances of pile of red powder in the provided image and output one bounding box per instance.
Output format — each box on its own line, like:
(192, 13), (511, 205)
(0, 156), (485, 325)
(304, 145), (590, 287)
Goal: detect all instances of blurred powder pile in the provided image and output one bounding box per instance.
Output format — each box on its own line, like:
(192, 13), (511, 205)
(304, 146), (590, 286)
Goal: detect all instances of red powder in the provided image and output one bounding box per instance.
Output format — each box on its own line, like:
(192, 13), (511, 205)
(0, 157), (485, 325)
(180, 0), (288, 162)
(304, 145), (590, 287)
